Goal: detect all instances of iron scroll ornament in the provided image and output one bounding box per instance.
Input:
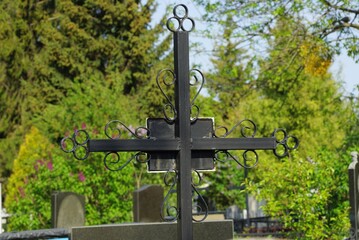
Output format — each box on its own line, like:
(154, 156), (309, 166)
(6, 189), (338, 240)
(60, 121), (152, 170)
(156, 68), (204, 123)
(213, 121), (300, 168)
(61, 130), (90, 160)
(160, 169), (209, 222)
(272, 128), (299, 158)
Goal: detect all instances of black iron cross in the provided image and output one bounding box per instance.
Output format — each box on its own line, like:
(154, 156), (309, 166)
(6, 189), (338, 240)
(61, 4), (298, 240)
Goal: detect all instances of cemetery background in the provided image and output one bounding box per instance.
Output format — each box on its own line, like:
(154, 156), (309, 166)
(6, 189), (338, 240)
(0, 0), (358, 239)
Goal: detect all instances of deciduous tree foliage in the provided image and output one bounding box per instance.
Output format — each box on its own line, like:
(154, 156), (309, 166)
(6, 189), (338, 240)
(196, 0), (359, 61)
(195, 0), (358, 238)
(5, 127), (135, 230)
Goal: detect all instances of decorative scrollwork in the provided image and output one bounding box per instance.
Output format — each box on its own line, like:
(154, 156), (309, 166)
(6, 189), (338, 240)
(189, 69), (204, 122)
(156, 69), (177, 122)
(161, 170), (179, 222)
(60, 130), (90, 160)
(104, 152), (151, 171)
(166, 4), (195, 32)
(272, 128), (299, 158)
(191, 170), (208, 222)
(214, 119), (257, 138)
(214, 150), (259, 169)
(349, 227), (358, 240)
(105, 120), (149, 139)
(103, 121), (150, 171)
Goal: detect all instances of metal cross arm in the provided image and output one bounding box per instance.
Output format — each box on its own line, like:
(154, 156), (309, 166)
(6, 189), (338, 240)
(192, 137), (276, 151)
(88, 137), (275, 153)
(61, 120), (291, 168)
(88, 139), (181, 152)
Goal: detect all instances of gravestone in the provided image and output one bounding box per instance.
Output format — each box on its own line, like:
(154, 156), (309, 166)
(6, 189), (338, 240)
(349, 152), (359, 239)
(248, 195), (265, 218)
(71, 220), (233, 240)
(133, 185), (163, 222)
(51, 192), (85, 229)
(225, 205), (241, 220)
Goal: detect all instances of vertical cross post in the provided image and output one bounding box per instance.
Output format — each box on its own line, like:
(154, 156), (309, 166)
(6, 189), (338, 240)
(174, 30), (192, 239)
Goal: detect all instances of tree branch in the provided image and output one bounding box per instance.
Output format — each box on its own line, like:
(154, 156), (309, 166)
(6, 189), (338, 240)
(320, 0), (359, 15)
(343, 22), (359, 30)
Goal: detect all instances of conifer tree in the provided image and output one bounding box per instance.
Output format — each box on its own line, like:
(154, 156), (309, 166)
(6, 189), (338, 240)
(0, 0), (169, 177)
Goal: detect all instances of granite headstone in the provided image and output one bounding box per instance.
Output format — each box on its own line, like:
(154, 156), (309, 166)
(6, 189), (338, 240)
(51, 192), (85, 229)
(133, 185), (163, 222)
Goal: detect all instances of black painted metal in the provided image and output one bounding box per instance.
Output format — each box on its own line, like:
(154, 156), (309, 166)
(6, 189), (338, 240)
(192, 138), (276, 150)
(60, 4), (299, 240)
(349, 152), (359, 239)
(146, 118), (215, 171)
(88, 139), (180, 152)
(173, 29), (193, 239)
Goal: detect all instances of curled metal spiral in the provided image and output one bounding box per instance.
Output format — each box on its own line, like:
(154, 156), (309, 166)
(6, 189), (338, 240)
(105, 120), (149, 140)
(103, 120), (150, 171)
(214, 119), (257, 138)
(213, 119), (258, 168)
(189, 69), (204, 122)
(161, 170), (179, 222)
(166, 4), (195, 32)
(214, 150), (259, 169)
(191, 170), (208, 222)
(60, 129), (90, 160)
(272, 128), (299, 158)
(104, 152), (151, 171)
(156, 69), (177, 122)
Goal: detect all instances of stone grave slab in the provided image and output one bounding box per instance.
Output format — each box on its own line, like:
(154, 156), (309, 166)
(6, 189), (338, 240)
(51, 192), (85, 229)
(133, 185), (163, 222)
(71, 220), (233, 240)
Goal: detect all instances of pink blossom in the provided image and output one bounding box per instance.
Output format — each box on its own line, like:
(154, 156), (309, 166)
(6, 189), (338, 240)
(81, 122), (87, 129)
(78, 171), (86, 182)
(47, 161), (53, 171)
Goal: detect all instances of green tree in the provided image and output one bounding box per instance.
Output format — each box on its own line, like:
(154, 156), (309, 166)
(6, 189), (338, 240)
(0, 0), (169, 178)
(204, 15), (255, 120)
(1, 0), (175, 231)
(248, 150), (351, 239)
(192, 2), (356, 237)
(5, 127), (135, 231)
(196, 0), (359, 62)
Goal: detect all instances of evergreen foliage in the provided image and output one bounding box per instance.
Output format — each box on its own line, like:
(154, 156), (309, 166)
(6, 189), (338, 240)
(0, 0), (169, 177)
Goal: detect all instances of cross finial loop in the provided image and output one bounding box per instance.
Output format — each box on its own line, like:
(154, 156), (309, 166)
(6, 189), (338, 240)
(166, 4), (195, 32)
